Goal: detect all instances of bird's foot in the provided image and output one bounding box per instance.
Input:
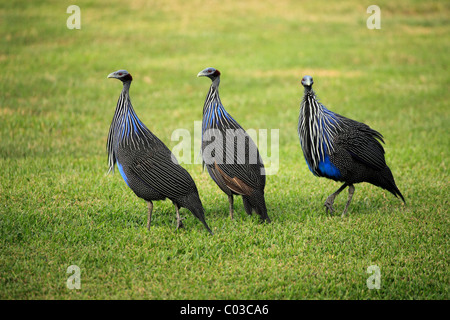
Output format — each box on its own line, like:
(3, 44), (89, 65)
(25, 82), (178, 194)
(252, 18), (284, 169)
(261, 216), (271, 224)
(324, 197), (335, 216)
(176, 217), (185, 230)
(341, 204), (351, 217)
(341, 184), (355, 217)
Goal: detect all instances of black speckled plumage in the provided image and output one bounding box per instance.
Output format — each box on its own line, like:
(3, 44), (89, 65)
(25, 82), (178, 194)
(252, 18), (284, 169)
(198, 67), (270, 222)
(297, 75), (405, 216)
(107, 70), (212, 234)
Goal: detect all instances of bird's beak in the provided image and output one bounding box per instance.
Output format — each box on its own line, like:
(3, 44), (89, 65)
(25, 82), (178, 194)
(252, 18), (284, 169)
(107, 72), (116, 79)
(197, 68), (214, 77)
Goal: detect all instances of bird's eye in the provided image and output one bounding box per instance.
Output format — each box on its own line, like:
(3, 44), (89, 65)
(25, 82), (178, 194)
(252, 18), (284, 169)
(118, 72), (123, 76)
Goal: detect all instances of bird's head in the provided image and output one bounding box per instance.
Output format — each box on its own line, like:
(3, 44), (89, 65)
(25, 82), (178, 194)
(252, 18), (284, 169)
(107, 70), (133, 82)
(197, 67), (221, 81)
(301, 75), (314, 88)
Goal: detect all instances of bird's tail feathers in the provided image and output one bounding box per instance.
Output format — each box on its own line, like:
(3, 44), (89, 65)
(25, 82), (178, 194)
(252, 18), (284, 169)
(242, 197), (253, 216)
(387, 181), (405, 204)
(243, 193), (271, 223)
(377, 167), (406, 204)
(185, 193), (213, 235)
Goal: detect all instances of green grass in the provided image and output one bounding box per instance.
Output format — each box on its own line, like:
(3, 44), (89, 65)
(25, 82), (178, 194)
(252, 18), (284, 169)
(1, 0), (449, 299)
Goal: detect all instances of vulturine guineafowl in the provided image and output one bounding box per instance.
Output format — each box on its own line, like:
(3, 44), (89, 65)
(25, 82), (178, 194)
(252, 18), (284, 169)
(297, 75), (405, 216)
(198, 67), (271, 223)
(107, 70), (213, 234)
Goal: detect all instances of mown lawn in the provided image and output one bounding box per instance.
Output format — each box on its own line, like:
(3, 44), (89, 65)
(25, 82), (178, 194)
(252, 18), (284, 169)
(0, 0), (448, 299)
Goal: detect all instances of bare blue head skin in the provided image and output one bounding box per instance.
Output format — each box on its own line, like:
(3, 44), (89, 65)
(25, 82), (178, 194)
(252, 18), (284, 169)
(108, 70), (133, 82)
(301, 75), (314, 88)
(197, 67), (221, 81)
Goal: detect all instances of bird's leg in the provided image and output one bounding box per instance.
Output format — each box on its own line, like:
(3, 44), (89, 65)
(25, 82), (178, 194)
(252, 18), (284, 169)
(324, 183), (348, 215)
(146, 201), (153, 231)
(175, 204), (184, 230)
(228, 195), (234, 220)
(342, 184), (355, 217)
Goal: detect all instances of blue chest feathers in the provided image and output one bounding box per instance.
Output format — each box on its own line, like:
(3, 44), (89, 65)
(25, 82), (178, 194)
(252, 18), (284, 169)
(304, 149), (342, 180)
(317, 154), (341, 180)
(117, 162), (130, 187)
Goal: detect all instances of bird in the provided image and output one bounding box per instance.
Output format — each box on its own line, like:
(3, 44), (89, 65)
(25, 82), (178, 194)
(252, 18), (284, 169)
(297, 75), (405, 216)
(106, 69), (213, 234)
(197, 67), (271, 223)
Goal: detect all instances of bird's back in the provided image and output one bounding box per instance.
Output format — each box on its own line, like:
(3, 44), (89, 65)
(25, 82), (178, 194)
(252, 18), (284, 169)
(333, 116), (386, 170)
(202, 105), (266, 194)
(116, 127), (201, 205)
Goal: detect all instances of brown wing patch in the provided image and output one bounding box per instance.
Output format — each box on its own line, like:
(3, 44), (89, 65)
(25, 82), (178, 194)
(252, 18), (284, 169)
(214, 162), (253, 196)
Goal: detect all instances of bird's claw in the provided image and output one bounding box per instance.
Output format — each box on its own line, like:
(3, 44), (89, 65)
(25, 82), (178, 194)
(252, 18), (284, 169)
(176, 217), (185, 230)
(324, 197), (335, 216)
(324, 203), (334, 215)
(341, 208), (349, 217)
